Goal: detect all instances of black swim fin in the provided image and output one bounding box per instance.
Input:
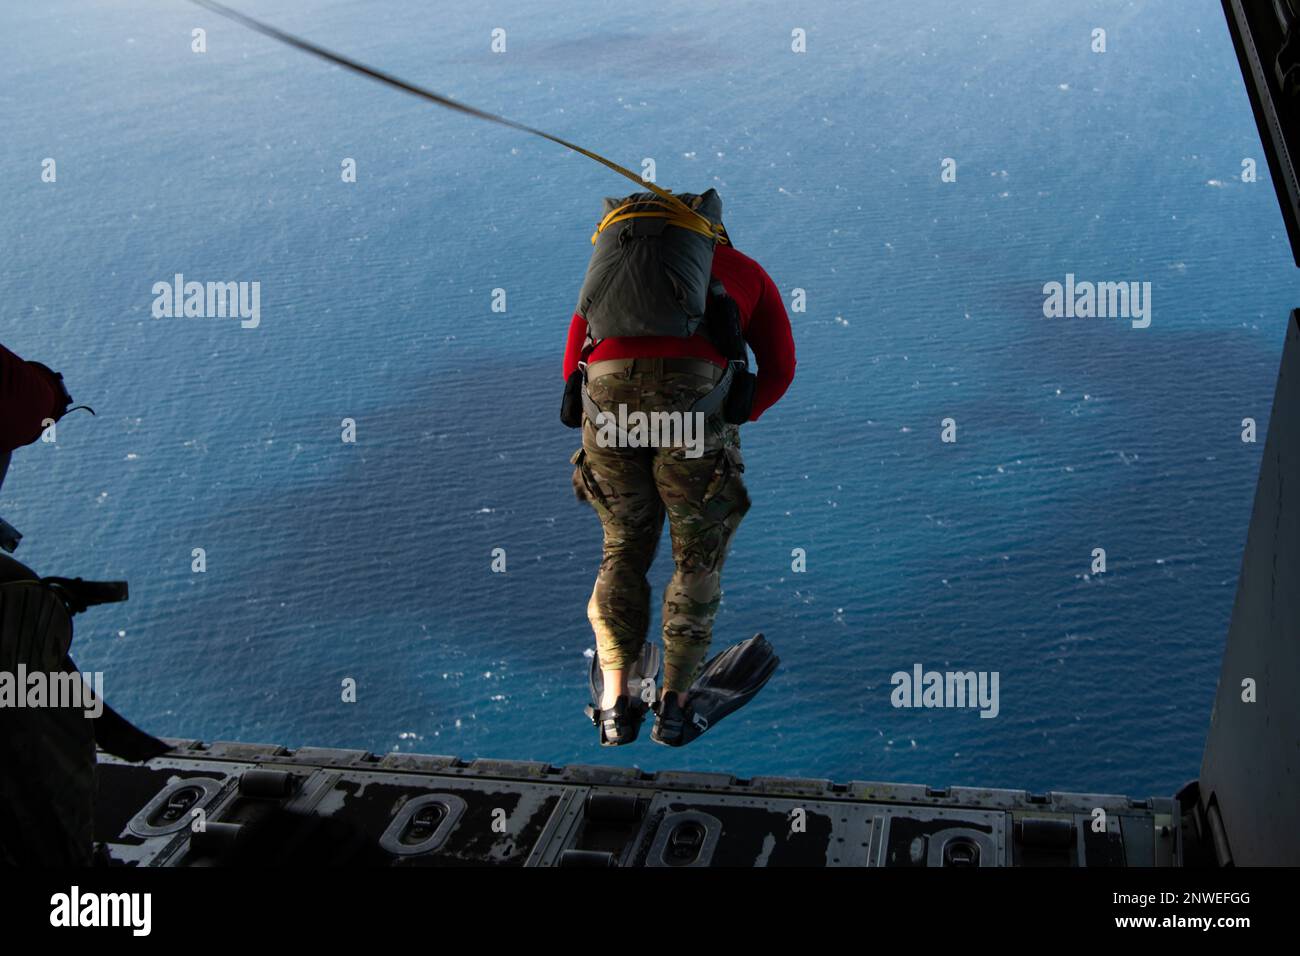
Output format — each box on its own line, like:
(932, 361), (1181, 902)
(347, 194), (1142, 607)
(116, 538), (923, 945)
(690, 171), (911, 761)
(585, 643), (661, 746)
(651, 633), (778, 747)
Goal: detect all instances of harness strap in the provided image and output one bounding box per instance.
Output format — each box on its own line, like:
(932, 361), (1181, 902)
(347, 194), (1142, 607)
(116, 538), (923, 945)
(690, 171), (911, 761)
(688, 361), (741, 417)
(579, 360), (738, 434)
(579, 280), (746, 429)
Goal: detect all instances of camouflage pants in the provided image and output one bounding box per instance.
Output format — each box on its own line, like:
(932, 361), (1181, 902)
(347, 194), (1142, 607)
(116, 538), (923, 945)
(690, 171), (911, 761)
(571, 360), (751, 694)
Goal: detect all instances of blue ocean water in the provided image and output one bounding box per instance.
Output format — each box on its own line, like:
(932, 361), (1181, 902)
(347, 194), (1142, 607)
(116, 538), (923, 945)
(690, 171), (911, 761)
(1, 0), (1294, 798)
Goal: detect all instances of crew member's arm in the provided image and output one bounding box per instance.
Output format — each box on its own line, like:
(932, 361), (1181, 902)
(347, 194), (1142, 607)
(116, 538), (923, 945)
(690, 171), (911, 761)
(563, 312), (588, 380)
(743, 268), (796, 421)
(0, 344), (66, 451)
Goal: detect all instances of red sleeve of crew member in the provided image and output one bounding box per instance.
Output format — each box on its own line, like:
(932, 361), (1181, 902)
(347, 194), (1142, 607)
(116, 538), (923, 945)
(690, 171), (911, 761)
(742, 265), (796, 421)
(0, 344), (62, 452)
(563, 312), (587, 380)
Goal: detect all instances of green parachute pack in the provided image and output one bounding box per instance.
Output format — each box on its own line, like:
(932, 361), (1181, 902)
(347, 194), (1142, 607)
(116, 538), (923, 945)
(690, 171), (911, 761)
(576, 188), (725, 343)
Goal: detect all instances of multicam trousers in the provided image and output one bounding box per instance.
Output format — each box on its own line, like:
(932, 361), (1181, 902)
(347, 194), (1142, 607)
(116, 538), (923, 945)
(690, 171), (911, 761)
(570, 358), (752, 694)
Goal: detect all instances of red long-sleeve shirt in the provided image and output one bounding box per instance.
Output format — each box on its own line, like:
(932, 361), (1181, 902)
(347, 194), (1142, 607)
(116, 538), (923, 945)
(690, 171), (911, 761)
(0, 344), (63, 452)
(563, 242), (795, 421)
